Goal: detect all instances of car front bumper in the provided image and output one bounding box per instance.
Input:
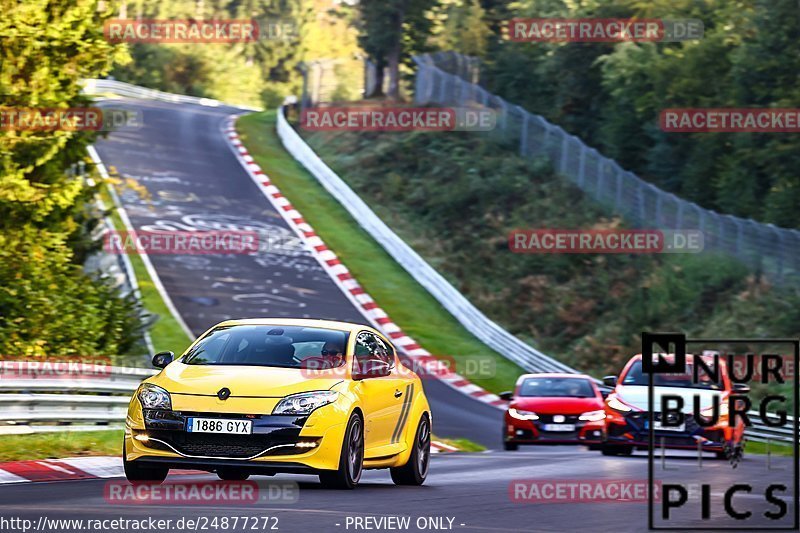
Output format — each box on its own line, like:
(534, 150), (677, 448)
(604, 411), (737, 451)
(125, 407), (347, 472)
(504, 412), (606, 445)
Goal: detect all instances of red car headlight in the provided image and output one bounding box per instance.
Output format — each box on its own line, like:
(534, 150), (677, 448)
(508, 408), (539, 421)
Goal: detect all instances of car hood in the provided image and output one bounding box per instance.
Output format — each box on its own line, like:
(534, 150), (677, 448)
(148, 362), (343, 398)
(616, 385), (723, 413)
(512, 396), (603, 415)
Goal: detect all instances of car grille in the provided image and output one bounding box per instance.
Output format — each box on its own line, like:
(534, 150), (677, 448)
(537, 414), (581, 424)
(146, 429), (302, 459)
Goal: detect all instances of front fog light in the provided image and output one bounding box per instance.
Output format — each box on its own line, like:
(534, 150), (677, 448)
(137, 383), (172, 410)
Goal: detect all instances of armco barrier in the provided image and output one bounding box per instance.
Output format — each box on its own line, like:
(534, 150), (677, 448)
(276, 106), (574, 374)
(0, 373), (793, 443)
(81, 79), (262, 111)
(0, 363), (155, 434)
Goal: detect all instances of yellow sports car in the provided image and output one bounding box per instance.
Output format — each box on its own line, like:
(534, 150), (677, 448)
(124, 318), (431, 489)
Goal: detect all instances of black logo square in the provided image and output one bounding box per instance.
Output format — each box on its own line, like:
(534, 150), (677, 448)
(642, 332), (686, 374)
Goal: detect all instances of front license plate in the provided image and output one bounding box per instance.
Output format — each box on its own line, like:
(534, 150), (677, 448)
(187, 417), (252, 434)
(649, 420), (686, 432)
(543, 423), (575, 432)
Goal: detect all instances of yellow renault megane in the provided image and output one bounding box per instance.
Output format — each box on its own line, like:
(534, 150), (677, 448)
(124, 319), (431, 489)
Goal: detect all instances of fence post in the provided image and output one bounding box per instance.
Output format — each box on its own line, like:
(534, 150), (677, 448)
(655, 193), (663, 227)
(559, 134), (569, 174)
(519, 110), (529, 157)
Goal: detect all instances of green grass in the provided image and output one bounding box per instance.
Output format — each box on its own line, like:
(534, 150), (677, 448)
(745, 440), (794, 457)
(99, 185), (192, 360)
(435, 436), (487, 452)
(236, 111), (524, 393)
(0, 430), (122, 462)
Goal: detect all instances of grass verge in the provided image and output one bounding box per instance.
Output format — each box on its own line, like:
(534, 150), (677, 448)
(99, 185), (192, 361)
(745, 440), (794, 457)
(0, 430), (122, 462)
(236, 111), (525, 394)
(435, 436), (487, 452)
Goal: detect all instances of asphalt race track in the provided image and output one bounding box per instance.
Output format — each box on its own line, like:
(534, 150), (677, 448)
(1, 98), (793, 533)
(92, 98), (503, 447)
(0, 449), (795, 532)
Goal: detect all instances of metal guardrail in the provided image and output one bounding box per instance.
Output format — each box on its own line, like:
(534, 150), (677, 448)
(0, 364), (155, 434)
(81, 79), (262, 111)
(0, 369), (794, 443)
(276, 106), (574, 374)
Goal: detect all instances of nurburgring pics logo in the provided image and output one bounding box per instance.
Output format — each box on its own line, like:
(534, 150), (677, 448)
(508, 229), (704, 254)
(299, 106), (496, 132)
(508, 18), (704, 43)
(103, 230), (259, 255)
(643, 333), (799, 530)
(661, 109), (800, 133)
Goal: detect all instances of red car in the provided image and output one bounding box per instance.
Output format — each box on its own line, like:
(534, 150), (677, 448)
(602, 354), (748, 458)
(500, 373), (606, 451)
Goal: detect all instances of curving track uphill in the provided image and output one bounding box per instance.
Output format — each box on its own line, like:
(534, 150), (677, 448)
(91, 98), (502, 447)
(0, 97), (792, 533)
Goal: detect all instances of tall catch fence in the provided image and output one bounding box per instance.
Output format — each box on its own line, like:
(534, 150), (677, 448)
(413, 51), (800, 286)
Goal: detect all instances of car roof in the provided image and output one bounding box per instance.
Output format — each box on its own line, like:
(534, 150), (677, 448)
(211, 318), (373, 334)
(516, 372), (594, 383)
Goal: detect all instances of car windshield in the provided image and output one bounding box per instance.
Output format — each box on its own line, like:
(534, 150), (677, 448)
(518, 377), (596, 398)
(182, 325), (349, 369)
(621, 360), (722, 390)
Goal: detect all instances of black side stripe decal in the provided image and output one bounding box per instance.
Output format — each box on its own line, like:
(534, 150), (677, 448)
(392, 383), (414, 444)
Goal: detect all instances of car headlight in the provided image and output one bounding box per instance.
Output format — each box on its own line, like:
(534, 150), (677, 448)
(606, 396), (632, 412)
(578, 409), (606, 422)
(137, 383), (172, 410)
(272, 391), (338, 415)
(508, 408), (539, 421)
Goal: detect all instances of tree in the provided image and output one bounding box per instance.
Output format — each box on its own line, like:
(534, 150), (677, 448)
(358, 0), (438, 98)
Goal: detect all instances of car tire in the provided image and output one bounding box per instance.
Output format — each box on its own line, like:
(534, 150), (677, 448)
(601, 444), (634, 456)
(319, 413), (364, 490)
(503, 442), (519, 451)
(123, 445), (168, 484)
(217, 467), (250, 481)
(390, 415), (431, 486)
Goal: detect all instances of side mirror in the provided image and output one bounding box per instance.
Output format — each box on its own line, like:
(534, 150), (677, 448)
(152, 351), (174, 369)
(353, 359), (391, 380)
(602, 375), (618, 387)
(733, 383), (750, 394)
(499, 391), (513, 401)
